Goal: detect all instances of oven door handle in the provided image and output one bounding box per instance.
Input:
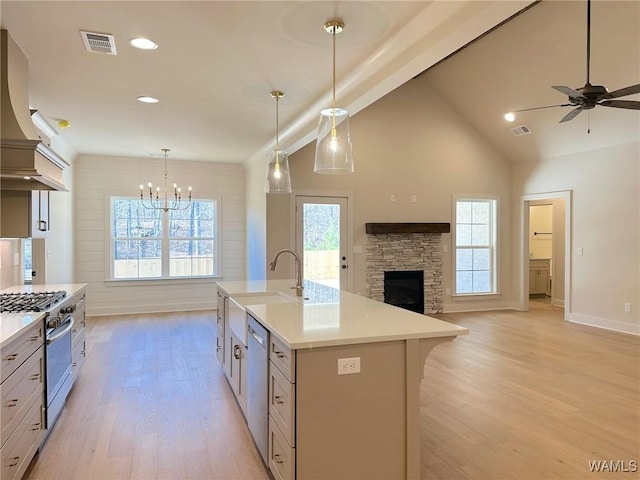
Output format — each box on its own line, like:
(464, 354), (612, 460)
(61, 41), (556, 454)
(47, 317), (74, 345)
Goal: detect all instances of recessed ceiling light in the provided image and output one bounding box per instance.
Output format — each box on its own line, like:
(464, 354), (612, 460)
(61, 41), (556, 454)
(130, 37), (158, 50)
(137, 96), (159, 104)
(504, 112), (516, 122)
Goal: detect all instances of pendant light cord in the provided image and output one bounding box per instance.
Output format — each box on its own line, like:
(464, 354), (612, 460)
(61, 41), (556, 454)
(275, 94), (280, 152)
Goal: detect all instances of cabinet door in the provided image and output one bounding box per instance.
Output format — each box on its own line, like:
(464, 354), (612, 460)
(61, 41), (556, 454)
(31, 191), (50, 238)
(222, 297), (232, 377)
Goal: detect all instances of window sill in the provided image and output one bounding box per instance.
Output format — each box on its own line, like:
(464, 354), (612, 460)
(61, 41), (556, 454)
(451, 293), (501, 302)
(105, 276), (221, 287)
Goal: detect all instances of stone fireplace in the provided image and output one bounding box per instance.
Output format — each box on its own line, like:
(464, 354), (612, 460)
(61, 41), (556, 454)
(365, 223), (449, 314)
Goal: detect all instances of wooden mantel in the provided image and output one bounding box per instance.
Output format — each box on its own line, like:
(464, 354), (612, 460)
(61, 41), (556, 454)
(365, 223), (450, 234)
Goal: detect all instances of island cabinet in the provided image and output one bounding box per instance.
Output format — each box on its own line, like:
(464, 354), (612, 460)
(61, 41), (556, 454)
(71, 292), (87, 380)
(215, 290), (225, 366)
(0, 319), (45, 480)
(265, 333), (451, 480)
(228, 331), (248, 415)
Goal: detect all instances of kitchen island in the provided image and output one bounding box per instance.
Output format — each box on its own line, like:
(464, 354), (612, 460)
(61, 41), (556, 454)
(216, 279), (468, 480)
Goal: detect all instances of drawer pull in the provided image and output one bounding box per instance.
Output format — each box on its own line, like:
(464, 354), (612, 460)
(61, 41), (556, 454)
(6, 399), (19, 407)
(81, 350), (86, 356)
(29, 373), (41, 381)
(72, 362), (78, 367)
(274, 454), (284, 464)
(30, 422), (41, 431)
(274, 395), (285, 404)
(8, 456), (20, 467)
(274, 350), (285, 359)
(6, 354), (18, 361)
(72, 328), (78, 333)
(233, 345), (241, 360)
(29, 335), (40, 341)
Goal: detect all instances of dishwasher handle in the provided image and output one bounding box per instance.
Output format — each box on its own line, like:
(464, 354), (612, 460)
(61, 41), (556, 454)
(249, 326), (265, 346)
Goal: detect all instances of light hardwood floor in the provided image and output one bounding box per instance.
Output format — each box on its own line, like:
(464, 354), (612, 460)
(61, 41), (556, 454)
(26, 305), (638, 479)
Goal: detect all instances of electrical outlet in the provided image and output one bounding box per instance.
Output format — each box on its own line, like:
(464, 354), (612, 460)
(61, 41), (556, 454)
(390, 194), (396, 203)
(411, 195), (417, 203)
(337, 357), (361, 375)
(624, 303), (631, 313)
(445, 288), (451, 296)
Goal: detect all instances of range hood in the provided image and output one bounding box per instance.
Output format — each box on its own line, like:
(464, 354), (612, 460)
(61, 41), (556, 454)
(1, 29), (67, 191)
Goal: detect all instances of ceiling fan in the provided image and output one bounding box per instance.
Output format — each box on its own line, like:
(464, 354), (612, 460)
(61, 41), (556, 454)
(506, 0), (640, 124)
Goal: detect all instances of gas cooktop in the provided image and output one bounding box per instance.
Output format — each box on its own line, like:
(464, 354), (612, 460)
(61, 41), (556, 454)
(0, 291), (67, 313)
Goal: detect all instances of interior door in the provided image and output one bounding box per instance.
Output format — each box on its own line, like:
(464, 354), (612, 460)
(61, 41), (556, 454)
(295, 196), (348, 290)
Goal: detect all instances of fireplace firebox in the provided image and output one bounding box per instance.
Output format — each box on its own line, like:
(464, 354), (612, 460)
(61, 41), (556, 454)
(384, 270), (424, 314)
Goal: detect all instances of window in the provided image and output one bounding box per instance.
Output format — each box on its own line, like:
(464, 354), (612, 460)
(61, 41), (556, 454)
(454, 197), (498, 295)
(110, 197), (219, 280)
(22, 238), (32, 284)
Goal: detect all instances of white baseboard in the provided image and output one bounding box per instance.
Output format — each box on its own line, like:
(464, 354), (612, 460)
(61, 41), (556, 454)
(567, 312), (639, 336)
(443, 299), (513, 313)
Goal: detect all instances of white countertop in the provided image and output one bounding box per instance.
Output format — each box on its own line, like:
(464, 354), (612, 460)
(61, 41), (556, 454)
(0, 283), (87, 348)
(0, 311), (46, 349)
(1, 283), (87, 297)
(217, 279), (468, 350)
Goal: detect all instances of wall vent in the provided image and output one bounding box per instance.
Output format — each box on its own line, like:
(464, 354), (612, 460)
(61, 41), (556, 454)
(510, 125), (532, 136)
(80, 31), (117, 55)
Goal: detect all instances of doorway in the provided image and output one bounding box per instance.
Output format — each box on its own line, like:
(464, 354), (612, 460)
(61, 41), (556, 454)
(294, 195), (349, 290)
(522, 192), (571, 315)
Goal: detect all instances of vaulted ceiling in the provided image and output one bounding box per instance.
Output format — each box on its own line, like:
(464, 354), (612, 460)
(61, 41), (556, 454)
(1, 1), (638, 166)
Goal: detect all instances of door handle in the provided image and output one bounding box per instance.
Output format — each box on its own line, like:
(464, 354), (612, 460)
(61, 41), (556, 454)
(341, 264), (348, 269)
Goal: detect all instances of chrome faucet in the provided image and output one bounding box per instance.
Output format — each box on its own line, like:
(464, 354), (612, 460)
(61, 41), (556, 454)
(269, 249), (304, 296)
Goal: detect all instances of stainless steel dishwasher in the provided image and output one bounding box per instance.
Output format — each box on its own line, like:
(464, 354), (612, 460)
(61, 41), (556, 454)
(247, 314), (269, 464)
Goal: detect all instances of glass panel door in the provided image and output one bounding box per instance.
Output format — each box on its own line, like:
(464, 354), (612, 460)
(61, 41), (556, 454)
(295, 196), (348, 290)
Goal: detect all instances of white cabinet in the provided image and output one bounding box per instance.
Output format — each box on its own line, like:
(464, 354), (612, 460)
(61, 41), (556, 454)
(0, 190), (50, 238)
(0, 320), (45, 480)
(71, 292), (87, 380)
(529, 259), (551, 295)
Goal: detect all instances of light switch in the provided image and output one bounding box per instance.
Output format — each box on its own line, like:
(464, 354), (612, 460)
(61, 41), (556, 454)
(13, 253), (19, 266)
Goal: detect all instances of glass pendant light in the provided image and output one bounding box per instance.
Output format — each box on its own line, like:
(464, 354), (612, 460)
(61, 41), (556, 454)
(314, 20), (354, 174)
(265, 90), (292, 193)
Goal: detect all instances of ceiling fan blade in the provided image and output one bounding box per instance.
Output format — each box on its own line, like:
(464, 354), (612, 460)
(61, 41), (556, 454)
(512, 103), (573, 113)
(553, 86), (585, 99)
(601, 84), (640, 99)
(599, 100), (640, 110)
(559, 106), (583, 123)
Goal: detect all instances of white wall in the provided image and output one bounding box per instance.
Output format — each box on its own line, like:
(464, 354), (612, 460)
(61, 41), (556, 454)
(269, 75), (514, 311)
(74, 154), (245, 316)
(513, 141), (640, 334)
(245, 157), (267, 281)
(43, 160), (74, 284)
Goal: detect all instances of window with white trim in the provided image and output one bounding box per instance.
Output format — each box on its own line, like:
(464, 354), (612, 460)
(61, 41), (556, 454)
(454, 197), (498, 295)
(110, 197), (219, 279)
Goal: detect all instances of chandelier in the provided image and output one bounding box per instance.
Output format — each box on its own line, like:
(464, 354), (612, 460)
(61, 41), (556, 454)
(139, 148), (192, 212)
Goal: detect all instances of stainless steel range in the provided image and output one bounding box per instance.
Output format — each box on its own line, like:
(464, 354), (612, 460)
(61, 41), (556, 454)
(0, 290), (77, 432)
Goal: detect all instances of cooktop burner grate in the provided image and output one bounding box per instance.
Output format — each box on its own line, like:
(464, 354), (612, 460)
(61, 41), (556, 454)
(0, 291), (67, 313)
